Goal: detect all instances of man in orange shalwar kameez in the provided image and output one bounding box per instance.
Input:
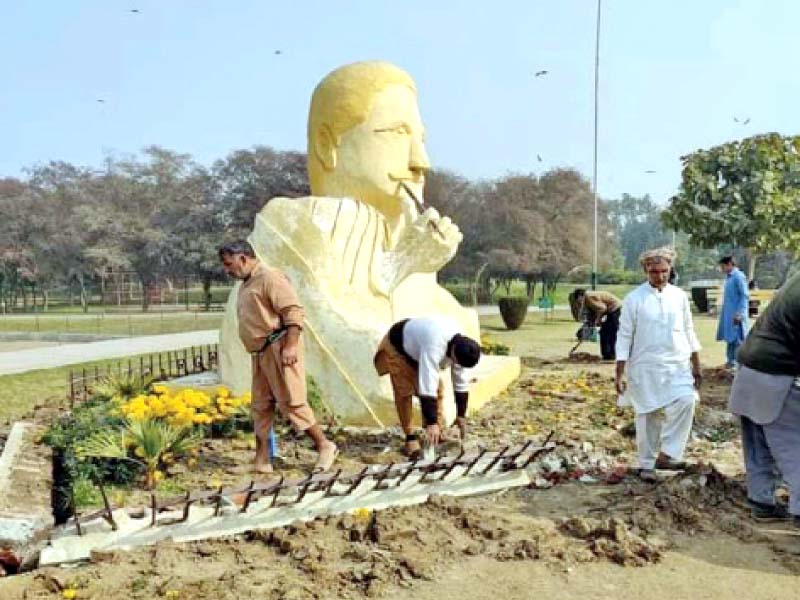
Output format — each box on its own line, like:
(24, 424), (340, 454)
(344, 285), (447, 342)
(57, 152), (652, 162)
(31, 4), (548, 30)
(219, 240), (338, 474)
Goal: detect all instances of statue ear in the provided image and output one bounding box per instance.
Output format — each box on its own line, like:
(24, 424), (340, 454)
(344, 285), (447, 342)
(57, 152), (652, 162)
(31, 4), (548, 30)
(313, 124), (337, 172)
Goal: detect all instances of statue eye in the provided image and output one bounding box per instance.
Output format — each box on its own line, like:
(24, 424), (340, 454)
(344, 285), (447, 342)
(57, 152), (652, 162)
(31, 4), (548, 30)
(374, 124), (411, 135)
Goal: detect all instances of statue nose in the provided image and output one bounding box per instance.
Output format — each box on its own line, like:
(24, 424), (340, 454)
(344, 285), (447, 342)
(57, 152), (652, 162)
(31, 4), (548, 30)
(409, 137), (430, 173)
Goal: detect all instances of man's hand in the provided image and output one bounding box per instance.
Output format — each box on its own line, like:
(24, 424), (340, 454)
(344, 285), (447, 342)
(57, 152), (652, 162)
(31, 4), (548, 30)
(425, 423), (441, 447)
(690, 352), (702, 389)
(455, 417), (468, 443)
(281, 340), (299, 366)
(615, 374), (627, 395)
(693, 369), (703, 390)
(733, 313), (742, 324)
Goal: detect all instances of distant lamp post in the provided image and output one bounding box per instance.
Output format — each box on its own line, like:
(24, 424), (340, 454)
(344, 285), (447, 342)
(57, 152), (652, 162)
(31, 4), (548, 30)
(591, 0), (602, 290)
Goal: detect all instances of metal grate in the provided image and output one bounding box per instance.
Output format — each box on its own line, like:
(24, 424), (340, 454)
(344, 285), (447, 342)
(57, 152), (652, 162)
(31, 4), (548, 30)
(68, 434), (555, 535)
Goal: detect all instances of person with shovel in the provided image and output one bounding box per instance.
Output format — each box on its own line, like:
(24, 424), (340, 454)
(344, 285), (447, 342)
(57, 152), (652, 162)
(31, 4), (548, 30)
(219, 240), (338, 475)
(571, 288), (622, 360)
(373, 316), (481, 458)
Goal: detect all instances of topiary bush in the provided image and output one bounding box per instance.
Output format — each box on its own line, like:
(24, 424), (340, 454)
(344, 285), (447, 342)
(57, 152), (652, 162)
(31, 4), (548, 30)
(498, 296), (529, 330)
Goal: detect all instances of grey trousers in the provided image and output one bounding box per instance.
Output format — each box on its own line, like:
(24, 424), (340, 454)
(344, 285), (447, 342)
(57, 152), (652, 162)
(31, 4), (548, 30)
(741, 386), (800, 515)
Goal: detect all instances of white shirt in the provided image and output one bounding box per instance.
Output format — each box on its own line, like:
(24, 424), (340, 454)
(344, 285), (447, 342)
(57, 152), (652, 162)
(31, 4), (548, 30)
(616, 283), (701, 414)
(401, 316), (471, 397)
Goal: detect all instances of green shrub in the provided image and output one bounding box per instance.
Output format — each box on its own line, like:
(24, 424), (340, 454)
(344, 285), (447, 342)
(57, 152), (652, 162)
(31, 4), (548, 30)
(498, 296), (529, 330)
(42, 398), (142, 487)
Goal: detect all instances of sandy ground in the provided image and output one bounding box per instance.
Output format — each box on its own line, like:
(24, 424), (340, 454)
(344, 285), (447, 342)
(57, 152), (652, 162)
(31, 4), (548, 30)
(2, 356), (798, 598)
(386, 538), (800, 600)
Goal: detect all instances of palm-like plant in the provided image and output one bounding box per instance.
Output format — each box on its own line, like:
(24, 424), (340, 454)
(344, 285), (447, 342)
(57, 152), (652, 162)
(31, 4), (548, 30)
(91, 373), (152, 402)
(77, 418), (202, 489)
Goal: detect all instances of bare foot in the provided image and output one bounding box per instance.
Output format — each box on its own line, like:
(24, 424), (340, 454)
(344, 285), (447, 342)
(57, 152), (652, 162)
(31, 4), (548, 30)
(253, 461), (274, 475)
(313, 442), (338, 473)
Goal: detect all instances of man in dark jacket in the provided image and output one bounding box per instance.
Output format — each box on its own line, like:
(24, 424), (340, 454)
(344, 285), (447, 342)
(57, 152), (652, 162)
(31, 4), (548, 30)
(728, 271), (800, 527)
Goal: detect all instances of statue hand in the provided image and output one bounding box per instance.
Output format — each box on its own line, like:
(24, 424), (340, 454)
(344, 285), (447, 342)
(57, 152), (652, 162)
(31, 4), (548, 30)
(382, 208), (463, 288)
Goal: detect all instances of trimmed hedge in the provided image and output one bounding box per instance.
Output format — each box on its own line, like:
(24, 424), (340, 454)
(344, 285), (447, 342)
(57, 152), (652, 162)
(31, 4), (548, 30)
(498, 296), (529, 330)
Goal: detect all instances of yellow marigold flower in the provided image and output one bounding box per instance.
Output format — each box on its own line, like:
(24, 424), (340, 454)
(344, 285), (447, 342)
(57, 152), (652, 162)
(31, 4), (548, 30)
(62, 589), (78, 599)
(352, 507), (372, 522)
(153, 470), (164, 482)
(152, 384), (169, 395)
(216, 386), (231, 398)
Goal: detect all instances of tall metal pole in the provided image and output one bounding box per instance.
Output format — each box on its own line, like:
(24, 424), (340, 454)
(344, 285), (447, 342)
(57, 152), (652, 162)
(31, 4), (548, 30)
(591, 0), (602, 291)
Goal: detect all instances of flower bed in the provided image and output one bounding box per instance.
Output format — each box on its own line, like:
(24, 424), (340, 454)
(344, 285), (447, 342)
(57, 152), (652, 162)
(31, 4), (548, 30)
(42, 376), (252, 515)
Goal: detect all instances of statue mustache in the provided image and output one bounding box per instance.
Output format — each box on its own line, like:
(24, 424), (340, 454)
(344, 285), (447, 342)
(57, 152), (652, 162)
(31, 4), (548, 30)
(388, 171), (423, 182)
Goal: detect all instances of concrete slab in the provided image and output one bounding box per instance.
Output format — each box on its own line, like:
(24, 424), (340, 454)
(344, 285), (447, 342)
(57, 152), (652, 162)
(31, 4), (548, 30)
(41, 449), (548, 565)
(0, 422), (53, 566)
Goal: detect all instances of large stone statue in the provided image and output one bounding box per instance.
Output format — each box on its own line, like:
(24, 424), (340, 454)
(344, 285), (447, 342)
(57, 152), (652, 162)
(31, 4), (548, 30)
(220, 61), (518, 426)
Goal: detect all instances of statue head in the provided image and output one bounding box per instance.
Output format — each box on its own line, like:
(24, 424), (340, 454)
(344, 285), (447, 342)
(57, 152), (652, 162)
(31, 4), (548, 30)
(307, 61), (430, 225)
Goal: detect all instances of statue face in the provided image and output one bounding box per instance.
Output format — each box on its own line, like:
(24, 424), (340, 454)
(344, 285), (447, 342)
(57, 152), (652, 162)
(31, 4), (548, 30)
(328, 84), (430, 222)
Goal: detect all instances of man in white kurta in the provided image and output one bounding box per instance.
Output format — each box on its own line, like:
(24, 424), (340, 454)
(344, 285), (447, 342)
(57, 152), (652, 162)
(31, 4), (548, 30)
(615, 248), (702, 480)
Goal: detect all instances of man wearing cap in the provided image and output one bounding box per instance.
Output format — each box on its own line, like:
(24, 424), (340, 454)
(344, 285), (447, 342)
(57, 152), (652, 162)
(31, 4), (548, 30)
(615, 247), (702, 481)
(373, 316), (481, 457)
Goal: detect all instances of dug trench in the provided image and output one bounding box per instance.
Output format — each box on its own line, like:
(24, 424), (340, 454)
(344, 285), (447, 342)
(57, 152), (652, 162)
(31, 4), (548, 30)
(1, 361), (799, 598)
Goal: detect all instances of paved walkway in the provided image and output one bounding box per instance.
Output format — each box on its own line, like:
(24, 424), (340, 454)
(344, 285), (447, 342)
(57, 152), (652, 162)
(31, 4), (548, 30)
(0, 330), (219, 376)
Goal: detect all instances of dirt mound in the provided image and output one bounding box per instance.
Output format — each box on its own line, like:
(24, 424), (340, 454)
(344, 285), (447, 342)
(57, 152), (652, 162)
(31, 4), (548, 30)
(566, 352), (603, 364)
(12, 494), (668, 599)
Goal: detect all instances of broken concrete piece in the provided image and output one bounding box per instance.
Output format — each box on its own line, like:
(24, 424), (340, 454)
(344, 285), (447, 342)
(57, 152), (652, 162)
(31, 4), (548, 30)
(41, 444), (552, 565)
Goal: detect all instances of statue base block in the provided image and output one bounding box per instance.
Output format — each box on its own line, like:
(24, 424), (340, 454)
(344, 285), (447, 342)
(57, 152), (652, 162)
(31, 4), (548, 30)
(164, 355), (521, 427)
(466, 354), (521, 416)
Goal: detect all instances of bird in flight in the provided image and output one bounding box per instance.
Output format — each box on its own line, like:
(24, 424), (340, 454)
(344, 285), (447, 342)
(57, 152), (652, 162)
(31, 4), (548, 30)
(96, 99), (105, 103)
(534, 70), (548, 77)
(130, 8), (140, 13)
(644, 170), (656, 174)
(733, 116), (751, 125)
(274, 50), (282, 55)
(537, 154), (543, 162)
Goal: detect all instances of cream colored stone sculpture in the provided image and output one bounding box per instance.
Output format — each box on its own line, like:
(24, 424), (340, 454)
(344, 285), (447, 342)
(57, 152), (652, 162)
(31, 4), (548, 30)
(220, 61), (519, 426)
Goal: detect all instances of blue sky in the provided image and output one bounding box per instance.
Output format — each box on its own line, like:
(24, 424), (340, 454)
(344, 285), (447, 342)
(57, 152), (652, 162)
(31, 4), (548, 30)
(2, 0), (798, 204)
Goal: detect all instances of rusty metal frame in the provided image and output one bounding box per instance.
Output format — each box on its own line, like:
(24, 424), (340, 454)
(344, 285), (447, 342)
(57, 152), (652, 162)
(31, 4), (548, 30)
(66, 439), (557, 535)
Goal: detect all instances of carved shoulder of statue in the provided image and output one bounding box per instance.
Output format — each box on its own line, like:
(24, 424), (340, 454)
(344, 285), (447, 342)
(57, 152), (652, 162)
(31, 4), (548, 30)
(253, 196), (390, 296)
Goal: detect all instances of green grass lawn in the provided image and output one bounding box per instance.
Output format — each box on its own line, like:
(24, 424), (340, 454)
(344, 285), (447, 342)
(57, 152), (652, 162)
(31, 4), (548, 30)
(0, 308), (726, 427)
(444, 281), (638, 306)
(0, 353), (166, 425)
(0, 312), (222, 336)
(479, 309), (725, 366)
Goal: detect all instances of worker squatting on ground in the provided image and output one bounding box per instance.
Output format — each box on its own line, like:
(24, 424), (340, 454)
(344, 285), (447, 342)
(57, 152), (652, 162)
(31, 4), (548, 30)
(728, 270), (800, 529)
(572, 289), (623, 360)
(219, 240), (338, 475)
(373, 316), (482, 457)
(615, 247), (702, 482)
(716, 255), (749, 369)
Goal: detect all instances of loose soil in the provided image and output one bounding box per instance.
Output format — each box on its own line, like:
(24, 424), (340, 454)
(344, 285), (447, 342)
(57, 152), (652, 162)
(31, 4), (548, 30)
(1, 355), (799, 599)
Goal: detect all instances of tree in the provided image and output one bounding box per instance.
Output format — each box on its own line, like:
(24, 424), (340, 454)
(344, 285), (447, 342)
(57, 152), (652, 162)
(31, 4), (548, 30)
(212, 146), (309, 236)
(662, 133), (800, 278)
(606, 194), (672, 270)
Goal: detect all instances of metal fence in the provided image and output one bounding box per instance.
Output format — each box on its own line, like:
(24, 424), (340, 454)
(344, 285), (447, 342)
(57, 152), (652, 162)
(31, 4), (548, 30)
(66, 344), (219, 406)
